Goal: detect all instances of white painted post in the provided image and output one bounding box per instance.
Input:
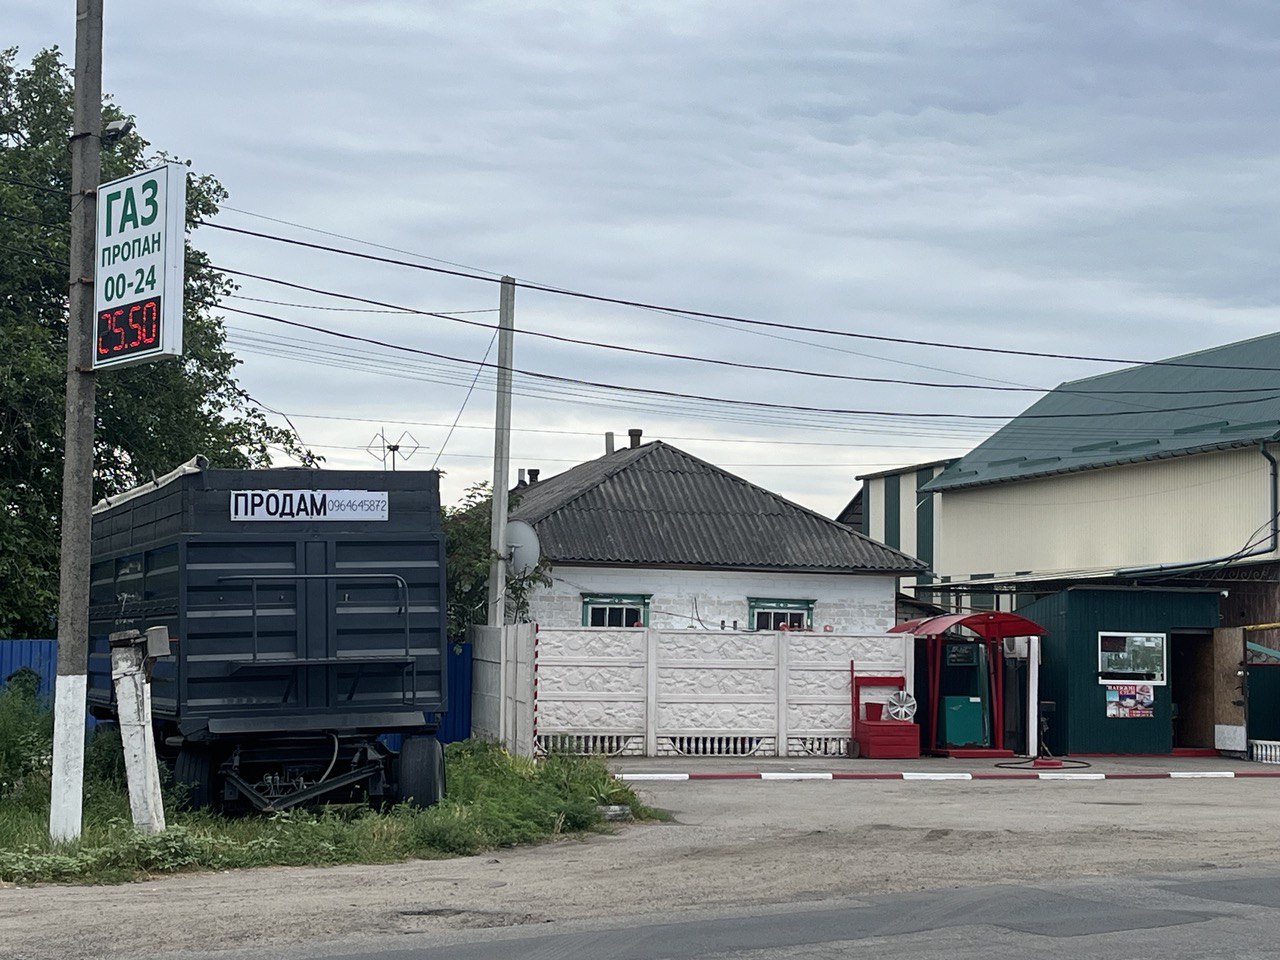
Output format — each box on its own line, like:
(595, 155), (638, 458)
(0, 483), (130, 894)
(645, 628), (659, 757)
(1027, 635), (1041, 759)
(776, 632), (789, 757)
(110, 638), (165, 834)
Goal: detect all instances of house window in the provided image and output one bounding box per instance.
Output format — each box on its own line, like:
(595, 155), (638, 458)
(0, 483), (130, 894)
(582, 594), (650, 628)
(748, 598), (814, 631)
(1098, 632), (1167, 685)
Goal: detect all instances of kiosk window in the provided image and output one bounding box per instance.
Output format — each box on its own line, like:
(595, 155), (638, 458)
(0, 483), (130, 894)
(1098, 632), (1167, 685)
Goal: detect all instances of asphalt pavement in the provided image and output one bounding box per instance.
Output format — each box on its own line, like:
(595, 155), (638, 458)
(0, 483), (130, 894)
(242, 867), (1280, 960)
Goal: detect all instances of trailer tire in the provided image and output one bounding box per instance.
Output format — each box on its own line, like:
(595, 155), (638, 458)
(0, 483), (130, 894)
(173, 746), (215, 810)
(398, 735), (445, 807)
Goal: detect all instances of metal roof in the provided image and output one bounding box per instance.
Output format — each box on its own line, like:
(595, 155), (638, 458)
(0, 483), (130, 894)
(923, 332), (1280, 492)
(510, 441), (924, 573)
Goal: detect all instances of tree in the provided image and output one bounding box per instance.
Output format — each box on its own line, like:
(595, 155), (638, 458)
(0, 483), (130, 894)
(442, 482), (550, 641)
(0, 47), (309, 637)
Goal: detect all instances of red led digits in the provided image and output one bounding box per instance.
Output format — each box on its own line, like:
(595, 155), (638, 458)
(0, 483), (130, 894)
(126, 302), (143, 348)
(95, 296), (162, 361)
(141, 299), (158, 344)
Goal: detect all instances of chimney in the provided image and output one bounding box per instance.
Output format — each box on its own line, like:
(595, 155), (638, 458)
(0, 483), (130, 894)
(528, 468), (540, 483)
(517, 468), (527, 487)
(628, 428), (643, 449)
(605, 431), (615, 455)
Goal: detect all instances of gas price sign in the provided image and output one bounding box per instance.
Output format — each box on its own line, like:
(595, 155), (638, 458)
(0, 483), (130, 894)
(92, 163), (186, 370)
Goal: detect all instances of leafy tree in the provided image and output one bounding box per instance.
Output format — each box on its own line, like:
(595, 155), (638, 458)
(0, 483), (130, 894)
(442, 482), (550, 640)
(0, 47), (309, 637)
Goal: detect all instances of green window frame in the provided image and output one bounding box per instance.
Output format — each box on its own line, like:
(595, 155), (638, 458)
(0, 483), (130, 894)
(747, 597), (815, 631)
(581, 593), (651, 628)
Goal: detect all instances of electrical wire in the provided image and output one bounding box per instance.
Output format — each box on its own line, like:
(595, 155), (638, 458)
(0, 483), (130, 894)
(200, 220), (1280, 374)
(432, 328), (498, 469)
(212, 266), (1280, 398)
(8, 177), (1280, 375)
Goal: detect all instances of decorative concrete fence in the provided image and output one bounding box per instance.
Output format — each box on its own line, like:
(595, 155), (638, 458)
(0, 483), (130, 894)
(531, 627), (910, 758)
(1250, 740), (1280, 764)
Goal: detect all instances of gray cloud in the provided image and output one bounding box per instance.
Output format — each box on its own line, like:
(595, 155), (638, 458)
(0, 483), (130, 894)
(10, 0), (1280, 514)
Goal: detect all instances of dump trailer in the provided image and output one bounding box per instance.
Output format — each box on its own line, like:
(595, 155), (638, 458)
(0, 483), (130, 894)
(87, 460), (449, 811)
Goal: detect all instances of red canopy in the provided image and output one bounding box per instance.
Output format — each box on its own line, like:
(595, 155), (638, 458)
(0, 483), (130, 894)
(888, 611), (1047, 641)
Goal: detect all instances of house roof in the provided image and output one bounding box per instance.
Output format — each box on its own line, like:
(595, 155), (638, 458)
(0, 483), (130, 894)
(924, 332), (1280, 492)
(510, 441), (924, 574)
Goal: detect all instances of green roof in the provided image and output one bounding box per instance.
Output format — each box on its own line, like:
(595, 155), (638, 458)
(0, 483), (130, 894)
(923, 332), (1280, 492)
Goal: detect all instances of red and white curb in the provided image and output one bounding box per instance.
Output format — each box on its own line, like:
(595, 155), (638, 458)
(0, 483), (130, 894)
(616, 769), (1280, 782)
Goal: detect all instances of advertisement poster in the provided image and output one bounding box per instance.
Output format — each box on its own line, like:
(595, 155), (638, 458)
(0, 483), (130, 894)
(1105, 683), (1155, 718)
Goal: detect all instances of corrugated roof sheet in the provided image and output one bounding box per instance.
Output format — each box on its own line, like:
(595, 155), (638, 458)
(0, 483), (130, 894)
(510, 442), (923, 573)
(924, 332), (1280, 492)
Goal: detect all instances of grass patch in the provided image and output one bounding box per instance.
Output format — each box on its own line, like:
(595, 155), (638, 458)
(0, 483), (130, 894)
(0, 685), (658, 885)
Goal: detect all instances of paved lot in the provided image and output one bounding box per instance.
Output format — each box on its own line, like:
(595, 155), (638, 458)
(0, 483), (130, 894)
(4, 766), (1280, 960)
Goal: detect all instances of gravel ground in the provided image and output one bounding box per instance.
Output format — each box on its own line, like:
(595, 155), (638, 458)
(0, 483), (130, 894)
(4, 776), (1280, 960)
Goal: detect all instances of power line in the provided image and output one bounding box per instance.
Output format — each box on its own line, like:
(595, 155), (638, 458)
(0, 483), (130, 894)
(8, 175), (1277, 376)
(218, 303), (1280, 421)
(258, 410), (973, 449)
(225, 293), (497, 315)
(213, 266), (1280, 398)
(200, 220), (1280, 374)
(6, 229), (1271, 428)
(432, 328), (498, 469)
(229, 327), (1260, 449)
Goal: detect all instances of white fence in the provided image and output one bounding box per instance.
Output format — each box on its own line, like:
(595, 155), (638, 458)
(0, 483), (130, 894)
(533, 627), (909, 758)
(1250, 740), (1280, 764)
(470, 624), (536, 757)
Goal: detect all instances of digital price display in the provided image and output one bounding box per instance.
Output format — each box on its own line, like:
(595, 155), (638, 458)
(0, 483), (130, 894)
(92, 164), (185, 371)
(97, 296), (163, 363)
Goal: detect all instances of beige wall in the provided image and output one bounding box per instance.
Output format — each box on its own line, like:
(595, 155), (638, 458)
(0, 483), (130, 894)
(936, 447), (1277, 581)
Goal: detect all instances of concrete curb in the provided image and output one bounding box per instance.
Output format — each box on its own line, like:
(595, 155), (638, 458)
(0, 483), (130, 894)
(617, 769), (1280, 782)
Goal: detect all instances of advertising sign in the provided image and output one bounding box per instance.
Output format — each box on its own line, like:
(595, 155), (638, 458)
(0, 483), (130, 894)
(1104, 683), (1155, 719)
(230, 490), (389, 522)
(92, 163), (186, 370)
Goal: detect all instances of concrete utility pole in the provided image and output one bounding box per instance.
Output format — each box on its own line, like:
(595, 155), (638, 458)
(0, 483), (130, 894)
(49, 0), (103, 842)
(109, 629), (167, 834)
(486, 277), (515, 628)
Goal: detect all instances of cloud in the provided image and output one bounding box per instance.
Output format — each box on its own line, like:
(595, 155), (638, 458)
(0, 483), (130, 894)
(9, 1), (1280, 516)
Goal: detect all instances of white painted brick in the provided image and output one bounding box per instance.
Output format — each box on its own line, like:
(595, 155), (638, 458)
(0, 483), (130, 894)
(527, 566), (896, 636)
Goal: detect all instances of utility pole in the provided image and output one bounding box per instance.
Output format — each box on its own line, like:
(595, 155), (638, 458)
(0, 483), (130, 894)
(487, 277), (515, 628)
(49, 0), (103, 842)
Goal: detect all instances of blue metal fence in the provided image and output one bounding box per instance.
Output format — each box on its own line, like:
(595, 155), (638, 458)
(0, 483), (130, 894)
(0, 639), (58, 698)
(438, 642), (473, 743)
(2, 642), (473, 747)
(1, 638), (472, 742)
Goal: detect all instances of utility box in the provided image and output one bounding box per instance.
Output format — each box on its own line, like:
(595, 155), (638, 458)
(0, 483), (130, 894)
(940, 696), (986, 747)
(86, 463), (449, 811)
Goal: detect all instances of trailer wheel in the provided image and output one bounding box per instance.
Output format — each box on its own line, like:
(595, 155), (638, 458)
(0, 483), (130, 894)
(398, 735), (445, 807)
(173, 747), (215, 810)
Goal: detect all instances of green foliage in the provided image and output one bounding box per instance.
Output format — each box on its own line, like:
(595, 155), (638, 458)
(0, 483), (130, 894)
(0, 681), (52, 799)
(0, 728), (653, 884)
(442, 482), (551, 640)
(0, 46), (309, 637)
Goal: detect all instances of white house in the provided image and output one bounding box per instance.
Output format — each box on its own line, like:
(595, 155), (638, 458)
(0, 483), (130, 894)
(472, 432), (923, 758)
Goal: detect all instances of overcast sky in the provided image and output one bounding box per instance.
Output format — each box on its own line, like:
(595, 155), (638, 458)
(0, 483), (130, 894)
(10, 2), (1280, 515)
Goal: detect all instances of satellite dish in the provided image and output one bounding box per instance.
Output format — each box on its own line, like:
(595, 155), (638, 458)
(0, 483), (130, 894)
(505, 520), (541, 575)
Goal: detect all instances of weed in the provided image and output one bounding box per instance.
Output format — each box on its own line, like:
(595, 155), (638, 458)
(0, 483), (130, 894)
(0, 717), (652, 884)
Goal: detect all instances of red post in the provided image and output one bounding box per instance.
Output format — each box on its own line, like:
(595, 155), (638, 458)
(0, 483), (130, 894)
(929, 636), (941, 753)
